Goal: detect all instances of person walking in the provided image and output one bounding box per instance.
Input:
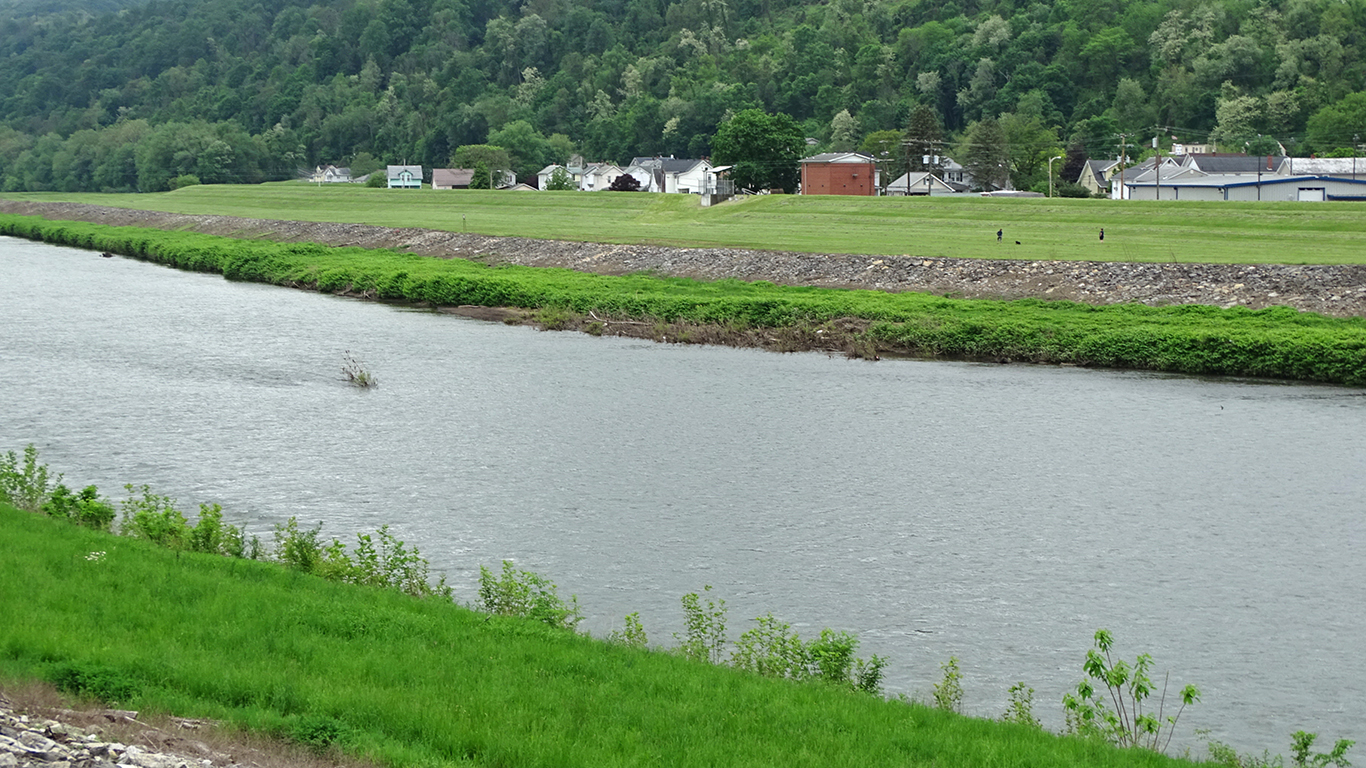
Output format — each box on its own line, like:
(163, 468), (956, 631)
(997, 228), (1003, 243)
(1099, 228), (1105, 241)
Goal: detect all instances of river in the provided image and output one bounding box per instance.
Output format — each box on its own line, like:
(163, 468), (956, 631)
(2, 236), (1362, 756)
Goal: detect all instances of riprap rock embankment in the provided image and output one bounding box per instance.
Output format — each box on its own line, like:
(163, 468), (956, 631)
(4, 200), (1364, 317)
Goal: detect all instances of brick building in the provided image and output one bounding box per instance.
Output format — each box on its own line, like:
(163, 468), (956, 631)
(799, 152), (879, 195)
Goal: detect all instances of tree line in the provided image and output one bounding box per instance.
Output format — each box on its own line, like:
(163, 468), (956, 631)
(4, 0), (1366, 193)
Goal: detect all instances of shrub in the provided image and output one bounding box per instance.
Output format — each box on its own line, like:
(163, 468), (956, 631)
(42, 484), (116, 530)
(341, 351), (376, 388)
(189, 502), (246, 557)
(608, 174), (641, 191)
(1002, 681), (1042, 728)
(119, 484), (189, 548)
(933, 656), (965, 714)
(675, 585), (729, 665)
(349, 526), (450, 598)
(0, 444), (60, 513)
(544, 167), (576, 191)
(47, 662), (141, 705)
(169, 174), (201, 190)
(1062, 628), (1199, 752)
(364, 172), (386, 188)
(273, 516), (325, 573)
(606, 612), (648, 648)
(477, 560), (582, 630)
(729, 614), (887, 694)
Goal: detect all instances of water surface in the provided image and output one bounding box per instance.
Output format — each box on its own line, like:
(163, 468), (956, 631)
(2, 237), (1362, 754)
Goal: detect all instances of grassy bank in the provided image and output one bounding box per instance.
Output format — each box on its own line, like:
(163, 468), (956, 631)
(0, 501), (1200, 768)
(8, 184), (1366, 264)
(3, 213), (1365, 385)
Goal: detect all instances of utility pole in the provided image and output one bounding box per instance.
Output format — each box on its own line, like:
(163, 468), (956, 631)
(1117, 133), (1128, 200)
(1154, 135), (1161, 201)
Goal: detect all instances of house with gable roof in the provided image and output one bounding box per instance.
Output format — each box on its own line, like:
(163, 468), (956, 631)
(386, 165), (423, 189)
(579, 162), (627, 191)
(309, 164), (352, 183)
(630, 157), (713, 193)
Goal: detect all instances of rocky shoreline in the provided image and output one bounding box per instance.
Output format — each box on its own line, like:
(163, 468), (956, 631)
(0, 690), (358, 768)
(1, 695), (222, 768)
(3, 199), (1365, 317)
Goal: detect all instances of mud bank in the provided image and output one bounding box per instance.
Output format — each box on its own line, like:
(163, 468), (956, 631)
(4, 199), (1366, 317)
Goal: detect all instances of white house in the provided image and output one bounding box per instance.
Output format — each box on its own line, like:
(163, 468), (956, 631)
(537, 164), (576, 189)
(386, 165), (422, 189)
(309, 164), (352, 183)
(579, 163), (626, 191)
(629, 157), (713, 193)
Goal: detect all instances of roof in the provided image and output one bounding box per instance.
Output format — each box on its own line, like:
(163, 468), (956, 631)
(1187, 155), (1286, 174)
(801, 152), (875, 164)
(1078, 159), (1118, 186)
(632, 157), (708, 173)
(433, 168), (475, 187)
(885, 171), (956, 193)
(537, 164), (565, 175)
(386, 165), (422, 178)
(1123, 174), (1366, 189)
(1284, 158), (1366, 175)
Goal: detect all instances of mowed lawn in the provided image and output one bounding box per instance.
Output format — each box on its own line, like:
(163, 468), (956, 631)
(7, 183), (1366, 264)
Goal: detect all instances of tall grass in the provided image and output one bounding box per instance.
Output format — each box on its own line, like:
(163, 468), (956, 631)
(3, 213), (1364, 385)
(0, 503), (1198, 768)
(9, 184), (1366, 263)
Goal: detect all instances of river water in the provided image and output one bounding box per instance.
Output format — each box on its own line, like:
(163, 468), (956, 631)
(2, 236), (1363, 755)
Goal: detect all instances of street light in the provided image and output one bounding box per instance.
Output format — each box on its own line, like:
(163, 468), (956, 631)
(1047, 154), (1065, 198)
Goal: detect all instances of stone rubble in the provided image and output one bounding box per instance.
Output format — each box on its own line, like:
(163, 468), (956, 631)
(0, 695), (228, 768)
(3, 200), (1364, 318)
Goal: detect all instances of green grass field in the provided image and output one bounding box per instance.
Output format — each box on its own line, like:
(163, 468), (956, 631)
(0, 502), (1204, 768)
(8, 183), (1366, 264)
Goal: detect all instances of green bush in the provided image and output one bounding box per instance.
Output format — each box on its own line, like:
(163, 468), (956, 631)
(47, 662), (142, 705)
(169, 174), (201, 190)
(42, 484), (116, 530)
(477, 559), (582, 630)
(119, 484), (190, 548)
(0, 444), (59, 513)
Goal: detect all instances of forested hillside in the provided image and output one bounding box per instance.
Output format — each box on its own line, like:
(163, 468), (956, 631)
(3, 0), (1366, 193)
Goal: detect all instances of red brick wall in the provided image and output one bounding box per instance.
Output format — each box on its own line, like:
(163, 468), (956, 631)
(801, 162), (876, 195)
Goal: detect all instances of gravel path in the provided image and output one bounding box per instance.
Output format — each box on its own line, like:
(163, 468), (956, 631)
(5, 200), (1365, 317)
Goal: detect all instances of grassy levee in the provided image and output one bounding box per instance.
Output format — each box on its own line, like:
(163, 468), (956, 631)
(10, 183), (1366, 264)
(0, 502), (1198, 768)
(3, 213), (1366, 385)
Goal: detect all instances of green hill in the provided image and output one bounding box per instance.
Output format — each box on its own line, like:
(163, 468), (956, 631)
(1, 500), (1204, 768)
(2, 0), (1366, 193)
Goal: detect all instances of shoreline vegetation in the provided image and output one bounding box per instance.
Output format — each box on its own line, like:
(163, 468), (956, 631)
(3, 211), (1366, 385)
(4, 446), (1354, 768)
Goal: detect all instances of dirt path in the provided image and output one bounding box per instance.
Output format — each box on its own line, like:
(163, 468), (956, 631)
(4, 199), (1365, 317)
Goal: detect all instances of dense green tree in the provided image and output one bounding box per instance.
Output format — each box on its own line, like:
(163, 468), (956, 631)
(904, 104), (944, 173)
(1307, 92), (1366, 154)
(859, 129), (903, 188)
(8, 0), (1366, 192)
(710, 108), (804, 193)
(960, 117), (1010, 191)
